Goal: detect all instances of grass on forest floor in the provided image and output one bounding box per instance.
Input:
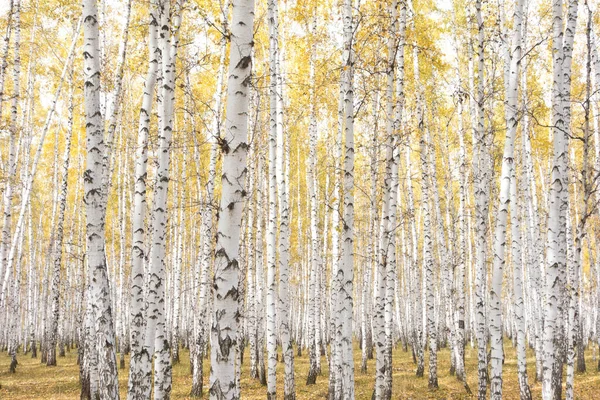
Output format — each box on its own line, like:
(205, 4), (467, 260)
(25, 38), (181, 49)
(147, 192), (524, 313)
(1, 339), (600, 399)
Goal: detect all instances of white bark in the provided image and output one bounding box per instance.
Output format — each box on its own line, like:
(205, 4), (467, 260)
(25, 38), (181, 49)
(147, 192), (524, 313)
(362, 85), (378, 374)
(489, 0), (524, 397)
(273, 1), (295, 393)
(82, 0), (119, 396)
(0, 0), (19, 311)
(117, 136), (128, 370)
(172, 149), (186, 364)
(307, 9), (320, 386)
(26, 201), (36, 357)
(246, 152), (258, 379)
(266, 0), (280, 395)
(328, 88), (344, 396)
(451, 1), (468, 379)
(473, 1), (490, 397)
(209, 0), (255, 397)
(145, 1), (182, 397)
(0, 0), (13, 118)
(255, 160), (267, 385)
(3, 1), (20, 368)
(100, 0), (132, 206)
(374, 2), (404, 396)
(266, 30), (278, 395)
(542, 1), (578, 399)
(420, 131), (437, 390)
(192, 4), (228, 395)
(566, 12), (592, 395)
(127, 2), (159, 398)
(337, 0), (355, 396)
(405, 141), (424, 378)
(512, 133), (532, 400)
(47, 77), (75, 367)
(520, 3), (544, 382)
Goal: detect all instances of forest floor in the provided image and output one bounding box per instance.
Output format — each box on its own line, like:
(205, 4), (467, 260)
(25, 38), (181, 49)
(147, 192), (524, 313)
(1, 339), (600, 399)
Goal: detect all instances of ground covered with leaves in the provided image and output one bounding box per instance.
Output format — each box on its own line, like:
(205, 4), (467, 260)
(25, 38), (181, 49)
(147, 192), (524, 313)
(1, 340), (600, 399)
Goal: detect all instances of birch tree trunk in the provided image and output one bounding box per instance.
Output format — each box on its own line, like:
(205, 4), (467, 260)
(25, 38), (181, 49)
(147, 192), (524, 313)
(266, 0), (283, 395)
(405, 142), (424, 378)
(520, 1), (544, 381)
(337, 0), (355, 396)
(489, 0), (524, 397)
(575, 7), (592, 376)
(373, 2), (403, 396)
(255, 160), (267, 386)
(0, 0), (19, 315)
(374, 121), (396, 400)
(0, 0), (13, 119)
(272, 0), (296, 393)
(117, 137), (128, 370)
(4, 0), (20, 372)
(246, 151), (258, 380)
(362, 85), (378, 374)
(512, 138), (532, 400)
(135, 1), (177, 397)
(27, 201), (36, 358)
(307, 9), (320, 386)
(451, 1), (468, 379)
(82, 0), (119, 397)
(172, 149), (186, 365)
(554, 1), (578, 397)
(328, 74), (344, 399)
(387, 1), (406, 391)
(420, 131), (437, 390)
(591, 24), (600, 374)
(192, 4), (228, 395)
(566, 11), (593, 396)
(47, 74), (75, 367)
(145, 2), (182, 397)
(473, 2), (490, 397)
(430, 134), (452, 378)
(209, 0), (255, 397)
(100, 0), (132, 207)
(127, 2), (159, 398)
(542, 1), (578, 399)
(266, 4), (279, 389)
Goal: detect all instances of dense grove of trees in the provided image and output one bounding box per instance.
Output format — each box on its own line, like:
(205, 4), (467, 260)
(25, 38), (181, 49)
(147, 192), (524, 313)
(0, 0), (600, 399)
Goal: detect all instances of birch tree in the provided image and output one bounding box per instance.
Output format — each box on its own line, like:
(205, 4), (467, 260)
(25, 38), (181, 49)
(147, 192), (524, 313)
(337, 0), (355, 396)
(82, 0), (119, 396)
(272, 0), (296, 394)
(4, 0), (20, 373)
(451, 0), (468, 386)
(420, 130), (437, 390)
(307, 7), (320, 386)
(209, 0), (255, 397)
(0, 0), (13, 119)
(0, 0), (19, 316)
(472, 1), (491, 397)
(488, 0), (524, 397)
(47, 73), (75, 367)
(542, 1), (578, 398)
(3, 1), (600, 399)
(373, 2), (402, 397)
(191, 3), (228, 395)
(266, 0), (279, 391)
(144, 1), (183, 397)
(127, 1), (159, 398)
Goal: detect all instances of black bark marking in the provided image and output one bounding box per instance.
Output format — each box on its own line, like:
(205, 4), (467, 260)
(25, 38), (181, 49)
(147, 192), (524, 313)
(236, 55), (251, 70)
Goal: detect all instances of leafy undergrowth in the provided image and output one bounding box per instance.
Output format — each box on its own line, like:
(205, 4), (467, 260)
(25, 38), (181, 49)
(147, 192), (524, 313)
(1, 339), (599, 399)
